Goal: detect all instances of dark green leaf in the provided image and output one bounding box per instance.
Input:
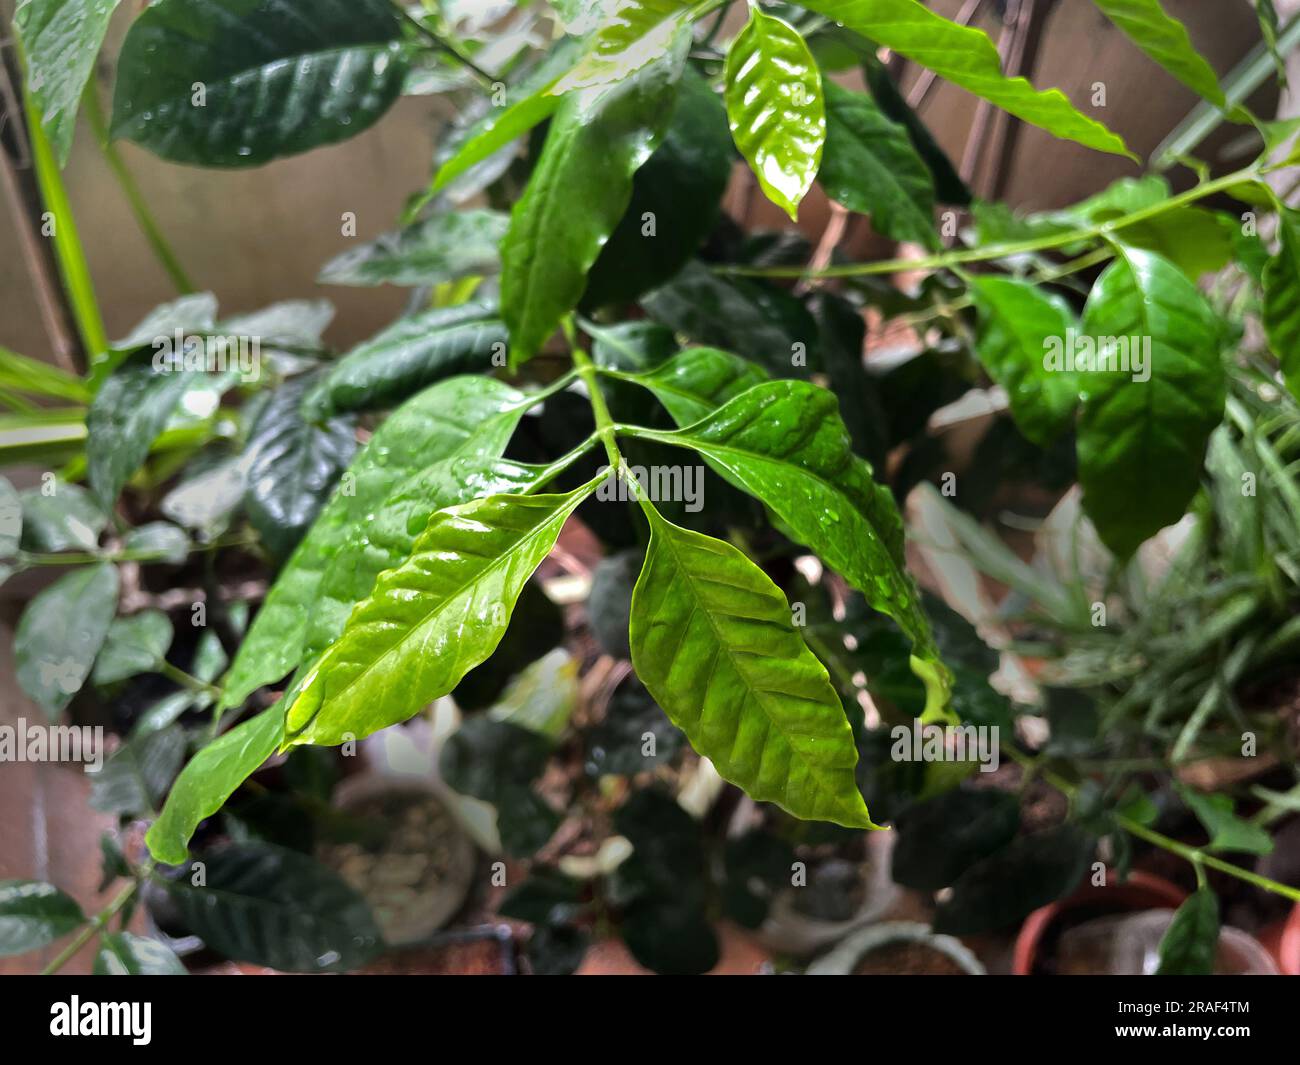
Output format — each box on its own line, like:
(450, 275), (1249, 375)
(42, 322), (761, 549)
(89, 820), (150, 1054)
(970, 275), (1080, 447)
(317, 209), (508, 287)
(15, 562), (118, 717)
(284, 480), (599, 748)
(111, 0), (410, 166)
(1091, 0), (1224, 106)
(94, 931), (188, 975)
(453, 579), (565, 710)
(801, 0), (1132, 156)
(1262, 206), (1300, 402)
(244, 378), (357, 562)
(584, 676), (684, 776)
(18, 481), (105, 552)
(0, 880), (84, 956)
(0, 476), (21, 558)
(123, 521), (190, 564)
(525, 923), (590, 975)
(819, 82), (936, 248)
(1077, 247), (1226, 557)
(629, 508), (874, 828)
(92, 610), (173, 685)
(1155, 887), (1219, 975)
(811, 292), (889, 470)
(14, 0), (121, 167)
(501, 30), (688, 366)
(90, 724), (187, 817)
(162, 841), (381, 971)
(892, 788), (1020, 891)
(589, 321), (678, 371)
(723, 8), (825, 220)
(611, 346), (770, 428)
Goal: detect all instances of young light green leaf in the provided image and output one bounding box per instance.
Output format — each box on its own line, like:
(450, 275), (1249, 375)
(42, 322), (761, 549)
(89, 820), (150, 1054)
(606, 346), (770, 426)
(14, 0), (121, 167)
(1091, 0), (1225, 107)
(629, 509), (875, 828)
(221, 377), (528, 711)
(111, 0), (410, 166)
(1179, 787), (1273, 855)
(819, 82), (936, 248)
(1155, 887), (1219, 975)
(0, 880), (85, 956)
(92, 610), (174, 686)
(723, 8), (825, 220)
(629, 380), (947, 706)
(15, 563), (118, 718)
(801, 0), (1132, 156)
(553, 0), (702, 93)
(284, 480), (600, 749)
(0, 476), (21, 559)
(0, 344), (91, 403)
(244, 378), (357, 562)
(302, 303), (508, 418)
(501, 27), (689, 365)
(317, 209), (508, 287)
(95, 931), (188, 975)
(969, 275), (1080, 447)
(145, 704), (286, 865)
(1078, 247), (1226, 558)
(1262, 206), (1300, 402)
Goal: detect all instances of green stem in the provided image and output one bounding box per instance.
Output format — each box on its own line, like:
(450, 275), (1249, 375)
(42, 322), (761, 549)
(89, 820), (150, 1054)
(571, 346), (622, 471)
(721, 164), (1263, 280)
(18, 62), (108, 363)
(40, 874), (143, 975)
(82, 83), (196, 296)
(397, 5), (495, 86)
(159, 660), (222, 699)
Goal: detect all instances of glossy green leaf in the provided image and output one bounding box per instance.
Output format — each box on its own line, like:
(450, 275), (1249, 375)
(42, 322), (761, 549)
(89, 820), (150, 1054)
(1091, 0), (1224, 106)
(244, 378), (357, 562)
(554, 0), (701, 92)
(802, 0), (1132, 156)
(15, 563), (118, 718)
(1155, 887), (1219, 975)
(145, 704), (285, 865)
(583, 70), (733, 309)
(89, 724), (187, 817)
(284, 480), (599, 749)
(0, 880), (84, 956)
(14, 0), (121, 167)
(317, 209), (508, 287)
(302, 303), (508, 418)
(1113, 207), (1234, 280)
(724, 8), (825, 220)
(501, 28), (688, 365)
(221, 376), (527, 710)
(1077, 247), (1226, 557)
(162, 841), (381, 971)
(970, 275), (1080, 447)
(92, 610), (173, 686)
(1262, 206), (1300, 402)
(18, 481), (105, 552)
(86, 355), (204, 505)
(630, 380), (946, 700)
(589, 320), (678, 371)
(608, 346), (770, 427)
(629, 510), (872, 827)
(819, 82), (936, 247)
(95, 931), (188, 975)
(0, 476), (21, 559)
(111, 0), (410, 167)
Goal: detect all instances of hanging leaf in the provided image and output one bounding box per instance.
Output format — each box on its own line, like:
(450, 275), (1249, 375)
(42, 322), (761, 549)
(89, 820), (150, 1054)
(92, 610), (174, 686)
(14, 0), (121, 167)
(284, 480), (600, 748)
(162, 841), (381, 971)
(801, 0), (1132, 156)
(146, 705), (285, 865)
(112, 0), (410, 166)
(244, 378), (357, 562)
(819, 82), (937, 248)
(723, 8), (825, 220)
(1155, 887), (1219, 975)
(302, 304), (508, 418)
(221, 376), (527, 711)
(1091, 0), (1225, 107)
(629, 508), (874, 828)
(15, 563), (118, 718)
(969, 275), (1080, 447)
(0, 881), (85, 956)
(317, 210), (508, 287)
(95, 932), (188, 975)
(1077, 247), (1226, 557)
(501, 28), (689, 366)
(1262, 206), (1300, 402)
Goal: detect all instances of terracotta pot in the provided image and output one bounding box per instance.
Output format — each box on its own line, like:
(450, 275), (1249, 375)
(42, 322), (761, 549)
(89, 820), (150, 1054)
(1013, 870), (1186, 975)
(1281, 904), (1300, 976)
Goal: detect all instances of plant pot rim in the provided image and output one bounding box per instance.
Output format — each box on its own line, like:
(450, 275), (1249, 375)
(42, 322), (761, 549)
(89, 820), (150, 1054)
(1281, 902), (1300, 976)
(807, 920), (987, 975)
(1012, 869), (1187, 976)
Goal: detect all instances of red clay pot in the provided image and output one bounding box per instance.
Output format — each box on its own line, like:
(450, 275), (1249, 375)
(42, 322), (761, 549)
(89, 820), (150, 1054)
(1012, 870), (1187, 976)
(1280, 904), (1300, 976)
